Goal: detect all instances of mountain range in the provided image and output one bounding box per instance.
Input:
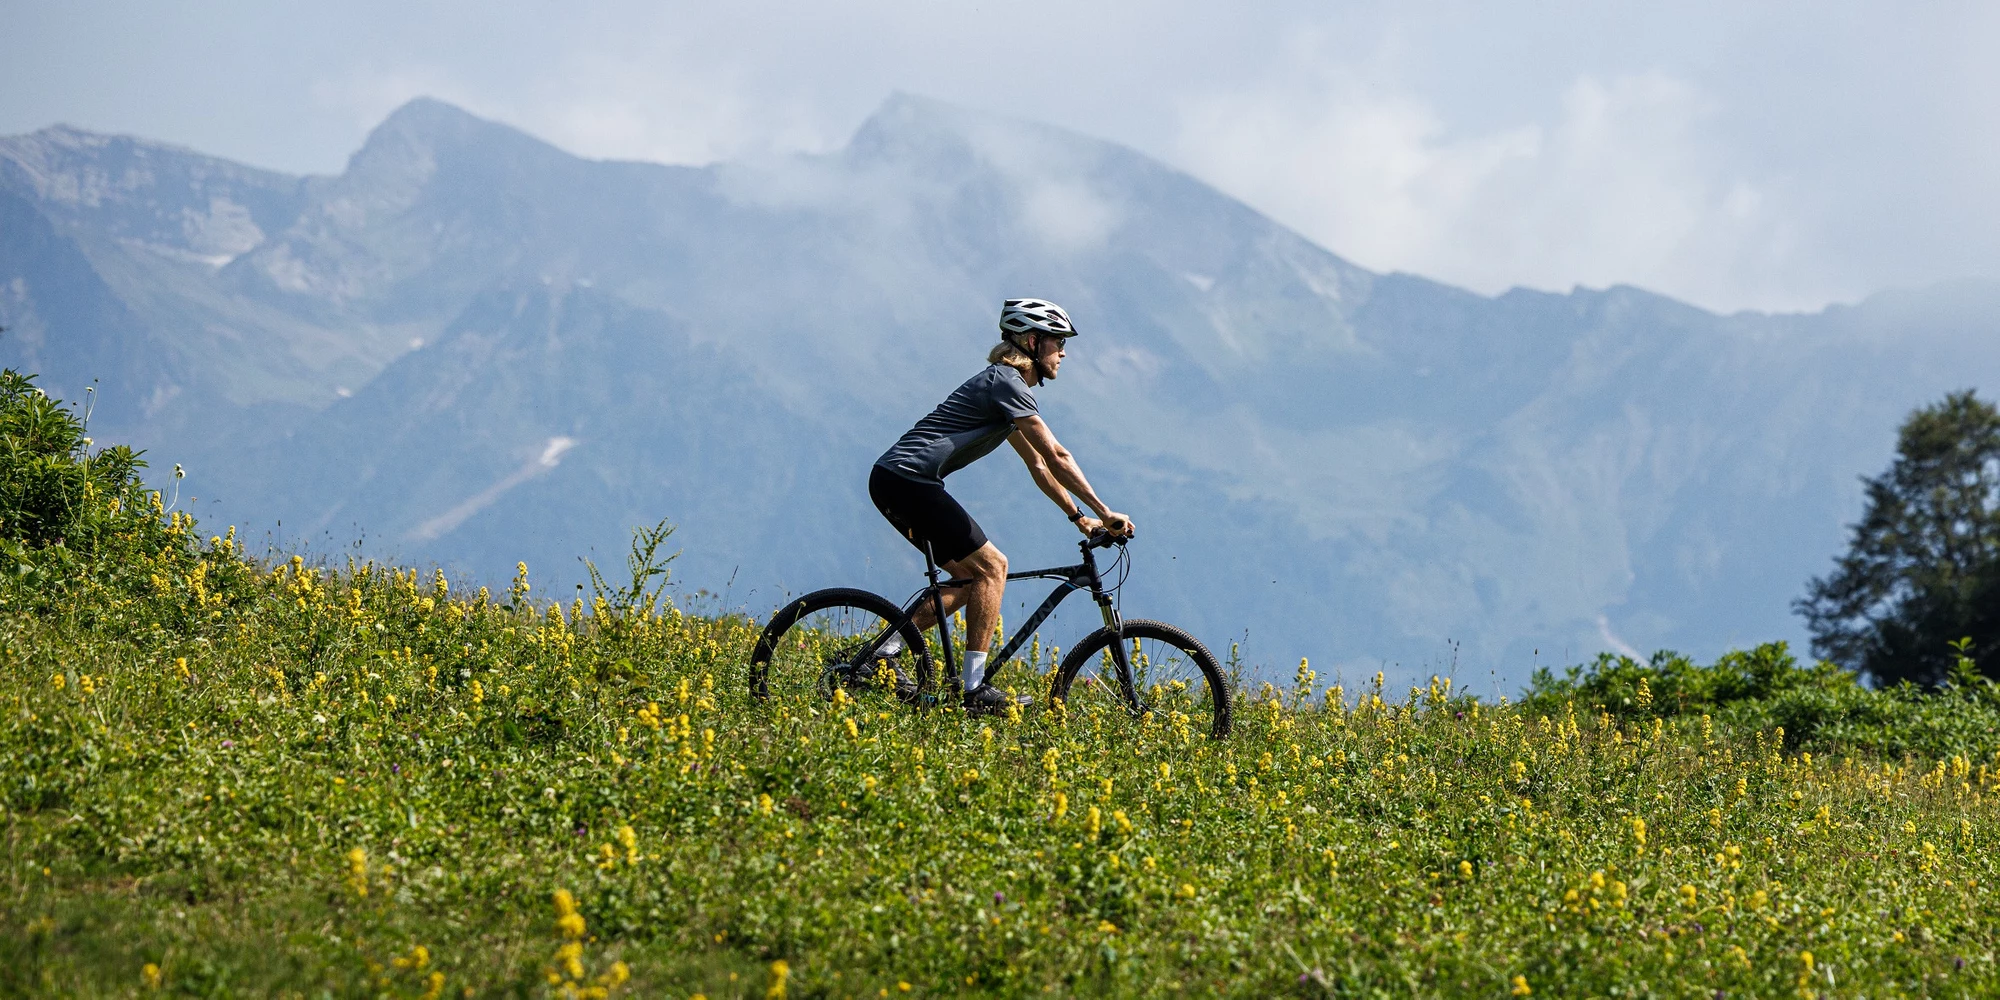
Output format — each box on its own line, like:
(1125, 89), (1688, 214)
(5, 94), (1998, 689)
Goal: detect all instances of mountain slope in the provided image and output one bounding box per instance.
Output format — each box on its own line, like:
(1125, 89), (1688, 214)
(4, 96), (1998, 685)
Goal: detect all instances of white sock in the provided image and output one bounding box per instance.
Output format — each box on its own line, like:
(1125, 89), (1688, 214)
(963, 650), (989, 692)
(876, 635), (905, 657)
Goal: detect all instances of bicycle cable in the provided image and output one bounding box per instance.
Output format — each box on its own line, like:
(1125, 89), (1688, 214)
(1106, 540), (1132, 624)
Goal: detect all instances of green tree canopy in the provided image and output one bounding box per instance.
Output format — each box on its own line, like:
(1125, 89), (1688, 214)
(1797, 389), (2000, 686)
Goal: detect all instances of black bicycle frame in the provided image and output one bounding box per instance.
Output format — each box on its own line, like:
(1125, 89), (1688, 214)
(850, 535), (1136, 702)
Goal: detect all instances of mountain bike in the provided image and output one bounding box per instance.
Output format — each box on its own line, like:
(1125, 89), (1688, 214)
(748, 531), (1232, 738)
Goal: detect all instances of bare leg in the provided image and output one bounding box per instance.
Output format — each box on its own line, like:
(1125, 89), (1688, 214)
(907, 543), (1007, 653)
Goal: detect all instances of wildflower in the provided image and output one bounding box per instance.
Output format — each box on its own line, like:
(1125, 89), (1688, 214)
(1631, 816), (1647, 848)
(759, 794), (774, 816)
(863, 775), (878, 794)
(1459, 860), (1474, 879)
(1050, 792), (1068, 822)
(1098, 920), (1119, 934)
(554, 888), (586, 939)
(1679, 884), (1698, 908)
(1510, 760), (1527, 783)
(556, 940), (585, 980)
(345, 847), (368, 897)
(1178, 882), (1197, 899)
(1086, 806), (1102, 840)
(420, 971), (445, 1000)
(767, 959), (790, 999)
(1112, 810), (1132, 835)
(1511, 974), (1532, 996)
(142, 963), (162, 988)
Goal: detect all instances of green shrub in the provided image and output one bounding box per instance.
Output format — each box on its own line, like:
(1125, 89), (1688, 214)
(1523, 641), (2000, 759)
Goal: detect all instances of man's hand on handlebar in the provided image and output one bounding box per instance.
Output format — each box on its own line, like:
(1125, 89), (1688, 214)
(1076, 510), (1135, 539)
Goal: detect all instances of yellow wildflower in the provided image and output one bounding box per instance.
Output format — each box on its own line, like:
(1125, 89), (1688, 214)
(142, 963), (162, 988)
(766, 959), (790, 999)
(1511, 974), (1532, 996)
(345, 847), (368, 897)
(554, 888), (586, 939)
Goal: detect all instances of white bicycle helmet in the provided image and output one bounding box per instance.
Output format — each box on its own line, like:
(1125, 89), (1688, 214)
(999, 298), (1078, 342)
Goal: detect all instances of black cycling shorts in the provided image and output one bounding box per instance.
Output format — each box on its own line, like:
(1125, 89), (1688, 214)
(869, 464), (989, 565)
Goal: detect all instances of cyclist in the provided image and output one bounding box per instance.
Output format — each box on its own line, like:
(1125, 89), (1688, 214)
(868, 298), (1135, 714)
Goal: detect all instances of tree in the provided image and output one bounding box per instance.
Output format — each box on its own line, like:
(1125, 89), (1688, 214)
(1797, 389), (2000, 686)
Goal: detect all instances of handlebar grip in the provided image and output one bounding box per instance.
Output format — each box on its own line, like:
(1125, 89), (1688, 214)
(1086, 529), (1129, 550)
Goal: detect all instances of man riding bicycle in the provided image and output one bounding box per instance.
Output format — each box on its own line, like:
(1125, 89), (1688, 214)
(867, 298), (1135, 714)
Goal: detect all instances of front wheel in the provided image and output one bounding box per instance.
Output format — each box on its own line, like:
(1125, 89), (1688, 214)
(749, 588), (935, 706)
(1050, 620), (1232, 738)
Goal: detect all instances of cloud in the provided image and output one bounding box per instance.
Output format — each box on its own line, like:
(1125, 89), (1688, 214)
(1173, 69), (1836, 313)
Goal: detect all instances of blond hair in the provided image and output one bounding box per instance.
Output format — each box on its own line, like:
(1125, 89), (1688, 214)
(987, 339), (1035, 379)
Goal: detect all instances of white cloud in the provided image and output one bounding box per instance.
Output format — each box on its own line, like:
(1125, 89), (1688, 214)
(1174, 70), (1838, 313)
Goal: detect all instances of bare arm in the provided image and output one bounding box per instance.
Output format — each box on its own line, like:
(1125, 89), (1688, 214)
(1009, 416), (1133, 536)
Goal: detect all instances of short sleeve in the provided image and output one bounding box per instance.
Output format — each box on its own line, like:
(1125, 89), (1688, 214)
(989, 369), (1039, 421)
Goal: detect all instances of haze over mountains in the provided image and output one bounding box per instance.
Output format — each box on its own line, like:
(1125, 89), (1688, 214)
(5, 95), (1998, 688)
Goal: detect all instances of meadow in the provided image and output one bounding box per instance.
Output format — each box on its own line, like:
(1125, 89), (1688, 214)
(4, 370), (1999, 997)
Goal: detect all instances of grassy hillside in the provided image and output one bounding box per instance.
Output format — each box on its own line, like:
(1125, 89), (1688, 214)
(4, 372), (1999, 997)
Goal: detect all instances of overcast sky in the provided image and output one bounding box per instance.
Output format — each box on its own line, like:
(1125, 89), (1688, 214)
(5, 1), (1996, 313)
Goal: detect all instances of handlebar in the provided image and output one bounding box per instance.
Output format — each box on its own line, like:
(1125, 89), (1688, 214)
(1084, 529), (1131, 550)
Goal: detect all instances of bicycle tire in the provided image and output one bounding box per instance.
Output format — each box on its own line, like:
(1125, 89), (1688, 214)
(1050, 619), (1232, 738)
(749, 588), (935, 705)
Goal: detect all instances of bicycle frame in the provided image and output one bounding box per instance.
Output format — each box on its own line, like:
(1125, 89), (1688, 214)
(850, 534), (1135, 704)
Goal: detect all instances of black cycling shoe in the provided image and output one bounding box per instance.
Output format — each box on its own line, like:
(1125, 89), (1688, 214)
(962, 683), (1033, 715)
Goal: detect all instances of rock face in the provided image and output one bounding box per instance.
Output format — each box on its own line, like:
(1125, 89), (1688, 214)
(5, 95), (1998, 684)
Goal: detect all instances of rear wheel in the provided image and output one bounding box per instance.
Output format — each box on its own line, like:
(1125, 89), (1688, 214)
(749, 588), (934, 706)
(1050, 620), (1232, 738)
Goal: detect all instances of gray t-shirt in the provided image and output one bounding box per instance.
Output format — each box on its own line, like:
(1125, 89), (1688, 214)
(876, 365), (1039, 484)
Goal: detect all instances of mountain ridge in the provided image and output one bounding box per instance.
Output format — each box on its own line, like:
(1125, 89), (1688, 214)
(4, 95), (1998, 684)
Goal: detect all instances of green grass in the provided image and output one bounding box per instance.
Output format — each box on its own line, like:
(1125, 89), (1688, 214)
(2, 520), (1997, 998)
(2, 368), (1997, 998)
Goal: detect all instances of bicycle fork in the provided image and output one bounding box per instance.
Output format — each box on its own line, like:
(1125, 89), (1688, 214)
(1097, 592), (1147, 717)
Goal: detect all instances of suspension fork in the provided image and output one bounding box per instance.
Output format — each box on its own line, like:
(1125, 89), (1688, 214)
(1087, 548), (1144, 716)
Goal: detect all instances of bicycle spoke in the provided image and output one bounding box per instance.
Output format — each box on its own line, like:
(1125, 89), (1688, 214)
(759, 603), (924, 707)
